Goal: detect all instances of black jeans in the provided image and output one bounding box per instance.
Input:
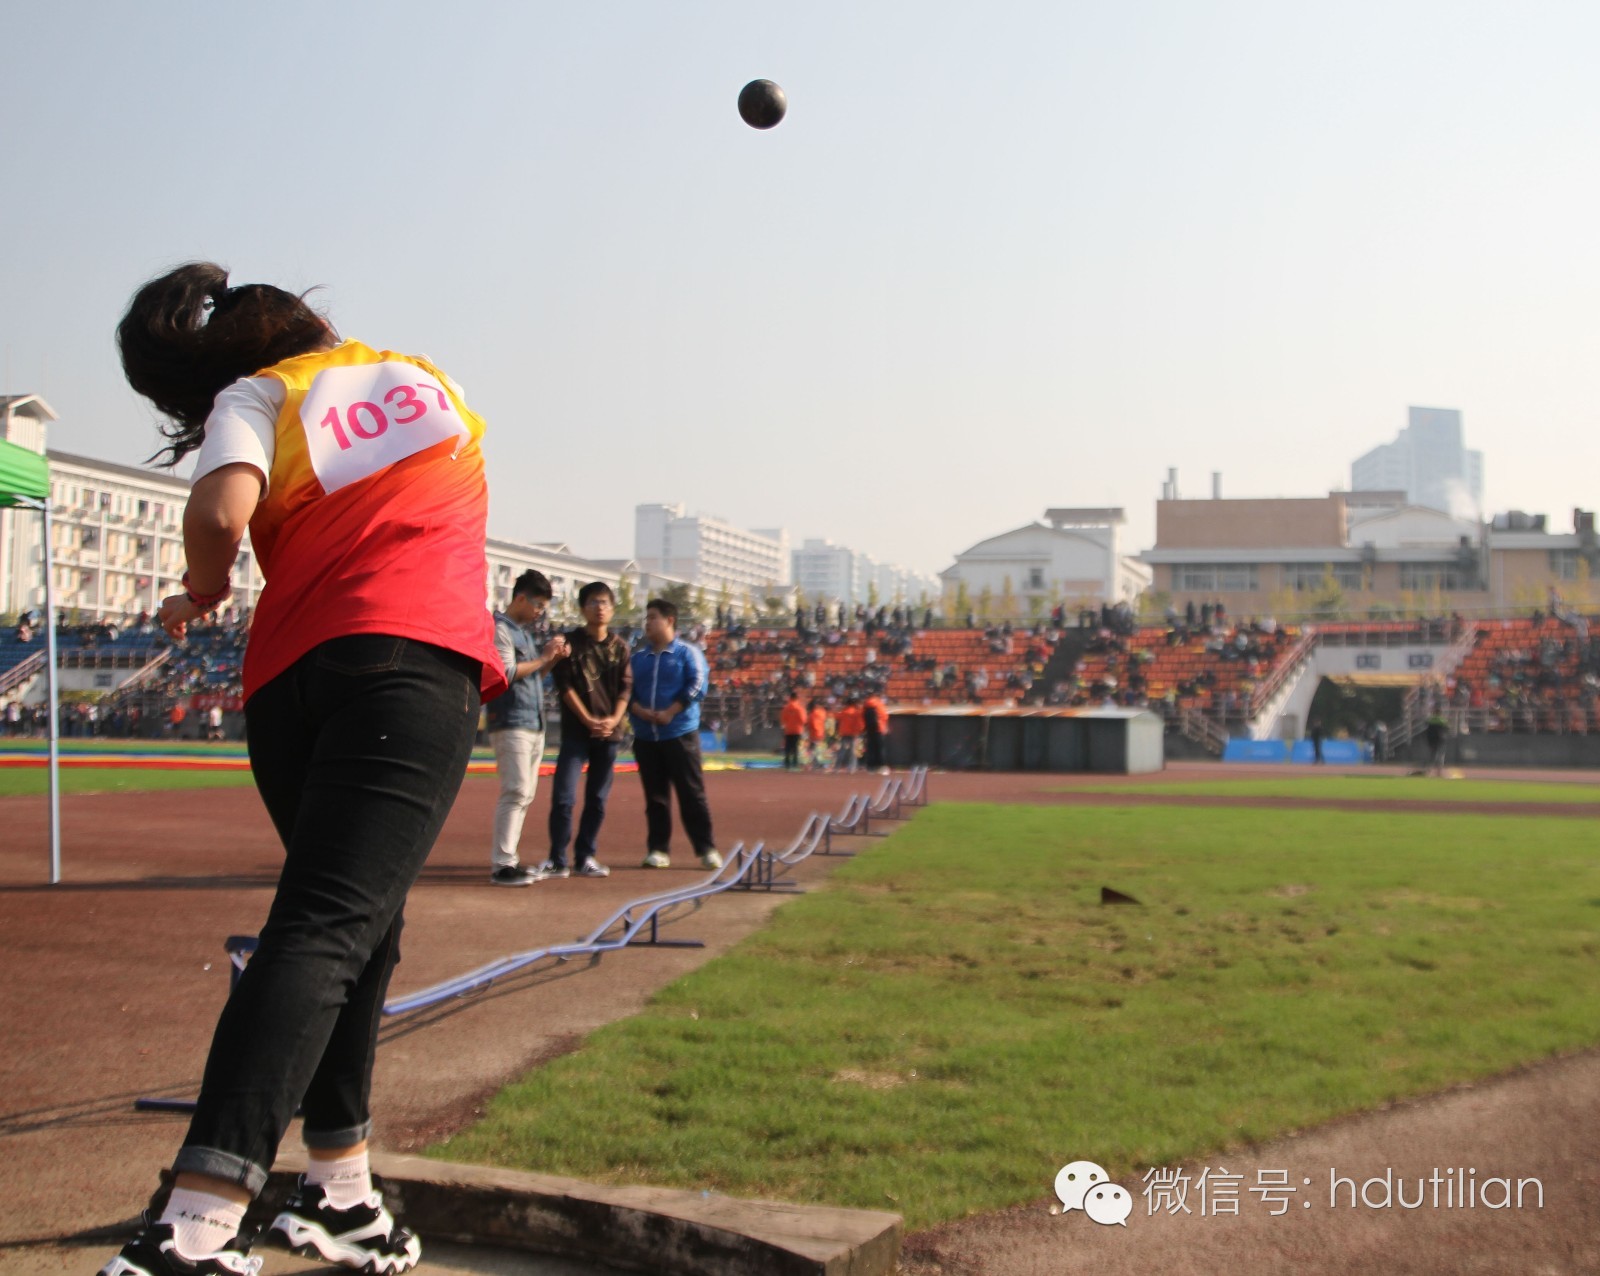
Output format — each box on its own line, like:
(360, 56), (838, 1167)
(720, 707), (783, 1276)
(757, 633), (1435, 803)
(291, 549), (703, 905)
(632, 732), (715, 856)
(546, 733), (620, 867)
(174, 635), (479, 1194)
(783, 733), (801, 769)
(863, 728), (885, 770)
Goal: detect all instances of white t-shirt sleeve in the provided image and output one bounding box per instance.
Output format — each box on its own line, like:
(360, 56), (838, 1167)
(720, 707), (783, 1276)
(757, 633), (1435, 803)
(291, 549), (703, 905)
(191, 376), (283, 493)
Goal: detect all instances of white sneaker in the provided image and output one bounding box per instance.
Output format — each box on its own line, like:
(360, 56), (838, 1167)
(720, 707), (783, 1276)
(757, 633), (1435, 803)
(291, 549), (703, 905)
(698, 848), (724, 870)
(100, 1223), (262, 1276)
(576, 860), (610, 877)
(536, 859), (570, 879)
(642, 850), (671, 869)
(268, 1179), (420, 1274)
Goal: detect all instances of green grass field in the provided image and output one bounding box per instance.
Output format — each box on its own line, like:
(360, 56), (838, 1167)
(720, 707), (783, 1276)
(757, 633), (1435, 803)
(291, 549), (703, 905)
(0, 738), (498, 759)
(0, 766), (257, 796)
(0, 739), (255, 795)
(0, 741), (757, 797)
(1071, 776), (1600, 803)
(0, 736), (501, 797)
(438, 798), (1600, 1228)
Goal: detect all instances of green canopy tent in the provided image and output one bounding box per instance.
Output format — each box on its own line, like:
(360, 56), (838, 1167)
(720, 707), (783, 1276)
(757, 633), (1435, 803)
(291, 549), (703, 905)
(0, 436), (63, 882)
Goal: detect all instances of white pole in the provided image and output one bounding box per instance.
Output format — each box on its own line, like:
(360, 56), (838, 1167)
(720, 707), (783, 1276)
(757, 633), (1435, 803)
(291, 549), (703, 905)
(42, 501), (61, 884)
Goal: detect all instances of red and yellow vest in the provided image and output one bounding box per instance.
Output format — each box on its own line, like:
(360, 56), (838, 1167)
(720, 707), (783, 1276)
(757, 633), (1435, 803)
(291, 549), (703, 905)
(241, 340), (506, 702)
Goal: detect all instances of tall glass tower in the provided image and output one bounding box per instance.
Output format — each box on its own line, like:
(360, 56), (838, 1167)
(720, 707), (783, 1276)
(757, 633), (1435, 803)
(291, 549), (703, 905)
(1351, 407), (1484, 517)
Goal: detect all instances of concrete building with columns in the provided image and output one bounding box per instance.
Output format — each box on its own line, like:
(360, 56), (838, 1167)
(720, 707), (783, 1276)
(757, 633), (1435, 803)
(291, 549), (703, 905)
(1141, 481), (1595, 617)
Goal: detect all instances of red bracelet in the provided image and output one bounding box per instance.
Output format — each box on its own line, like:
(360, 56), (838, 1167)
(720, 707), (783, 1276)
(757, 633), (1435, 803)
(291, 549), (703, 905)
(182, 571), (233, 610)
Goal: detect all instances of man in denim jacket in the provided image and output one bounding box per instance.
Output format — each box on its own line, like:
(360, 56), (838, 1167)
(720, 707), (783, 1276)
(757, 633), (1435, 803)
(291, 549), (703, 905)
(487, 570), (568, 885)
(629, 598), (721, 870)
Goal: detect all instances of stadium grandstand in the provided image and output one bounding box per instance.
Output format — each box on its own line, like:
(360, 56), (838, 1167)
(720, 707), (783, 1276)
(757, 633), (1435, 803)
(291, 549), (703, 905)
(4, 607), (1600, 759)
(0, 614), (247, 737)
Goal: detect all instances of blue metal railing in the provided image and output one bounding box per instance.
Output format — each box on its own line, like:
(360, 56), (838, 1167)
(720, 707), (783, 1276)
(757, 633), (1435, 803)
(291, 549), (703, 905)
(135, 768), (928, 1112)
(383, 770), (924, 1016)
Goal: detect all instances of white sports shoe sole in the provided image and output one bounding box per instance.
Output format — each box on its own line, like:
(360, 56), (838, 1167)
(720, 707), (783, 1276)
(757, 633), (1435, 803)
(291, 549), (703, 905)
(270, 1212), (420, 1274)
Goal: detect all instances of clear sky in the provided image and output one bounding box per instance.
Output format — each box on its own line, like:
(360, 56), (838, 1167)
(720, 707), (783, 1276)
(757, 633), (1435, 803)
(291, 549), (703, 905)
(6, 1), (1598, 574)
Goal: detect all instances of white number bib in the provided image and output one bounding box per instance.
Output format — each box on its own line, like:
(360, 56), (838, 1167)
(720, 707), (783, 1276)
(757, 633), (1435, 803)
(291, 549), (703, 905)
(299, 361), (471, 493)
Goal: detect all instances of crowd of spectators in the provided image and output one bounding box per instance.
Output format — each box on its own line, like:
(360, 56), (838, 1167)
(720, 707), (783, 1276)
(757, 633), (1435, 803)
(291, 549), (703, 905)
(143, 615), (250, 701)
(1432, 604), (1600, 733)
(702, 609), (1072, 720)
(708, 623), (895, 708)
(0, 607), (252, 737)
(14, 595), (1600, 743)
(1047, 609), (1300, 716)
(1, 688), (175, 738)
(11, 608), (143, 651)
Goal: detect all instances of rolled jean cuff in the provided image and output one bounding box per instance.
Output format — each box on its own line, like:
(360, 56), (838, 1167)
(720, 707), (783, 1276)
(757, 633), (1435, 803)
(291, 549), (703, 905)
(172, 1145), (269, 1197)
(303, 1119), (374, 1150)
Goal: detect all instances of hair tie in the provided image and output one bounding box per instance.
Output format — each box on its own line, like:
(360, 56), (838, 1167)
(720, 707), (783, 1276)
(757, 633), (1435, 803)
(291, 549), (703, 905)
(197, 288), (227, 329)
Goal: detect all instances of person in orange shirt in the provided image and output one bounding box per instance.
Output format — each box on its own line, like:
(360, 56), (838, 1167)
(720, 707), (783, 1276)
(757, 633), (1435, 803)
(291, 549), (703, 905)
(779, 691), (807, 771)
(807, 698), (829, 771)
(834, 698), (865, 773)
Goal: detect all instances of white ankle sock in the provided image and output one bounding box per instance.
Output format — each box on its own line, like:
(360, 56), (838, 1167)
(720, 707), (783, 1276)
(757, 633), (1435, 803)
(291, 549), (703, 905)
(305, 1149), (372, 1210)
(160, 1186), (248, 1259)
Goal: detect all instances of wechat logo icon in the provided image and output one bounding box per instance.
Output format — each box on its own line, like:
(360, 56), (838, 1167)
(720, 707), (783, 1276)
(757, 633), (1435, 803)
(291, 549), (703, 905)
(1053, 1160), (1132, 1227)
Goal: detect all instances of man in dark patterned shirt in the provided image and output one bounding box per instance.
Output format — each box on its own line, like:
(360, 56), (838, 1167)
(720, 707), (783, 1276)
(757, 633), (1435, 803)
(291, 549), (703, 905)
(542, 581), (633, 878)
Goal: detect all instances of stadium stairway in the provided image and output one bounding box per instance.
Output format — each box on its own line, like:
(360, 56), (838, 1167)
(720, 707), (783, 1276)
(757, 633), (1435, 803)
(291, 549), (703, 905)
(1245, 643), (1320, 741)
(1033, 627), (1092, 700)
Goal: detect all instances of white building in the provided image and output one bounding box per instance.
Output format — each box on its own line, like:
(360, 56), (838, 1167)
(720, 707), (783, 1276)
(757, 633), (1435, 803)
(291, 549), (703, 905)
(1352, 406), (1484, 518)
(43, 450), (268, 621)
(483, 539), (645, 623)
(940, 508), (1150, 618)
(633, 503), (789, 595)
(791, 538), (864, 606)
(874, 561), (942, 609)
(790, 537), (941, 610)
(0, 395), (257, 621)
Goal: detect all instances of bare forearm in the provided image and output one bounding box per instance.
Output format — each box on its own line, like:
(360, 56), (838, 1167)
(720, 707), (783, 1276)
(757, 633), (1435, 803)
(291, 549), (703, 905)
(182, 519), (243, 592)
(182, 466), (260, 591)
(161, 466), (259, 641)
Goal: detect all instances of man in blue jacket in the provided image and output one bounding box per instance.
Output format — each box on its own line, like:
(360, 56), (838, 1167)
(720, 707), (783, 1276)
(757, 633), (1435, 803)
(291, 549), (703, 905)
(629, 598), (721, 870)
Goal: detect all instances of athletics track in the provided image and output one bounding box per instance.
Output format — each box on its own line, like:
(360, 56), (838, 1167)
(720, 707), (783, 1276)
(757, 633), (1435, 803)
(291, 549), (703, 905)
(1, 763), (1596, 1275)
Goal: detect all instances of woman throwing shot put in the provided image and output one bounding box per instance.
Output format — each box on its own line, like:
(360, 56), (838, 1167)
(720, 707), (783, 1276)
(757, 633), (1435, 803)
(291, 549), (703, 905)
(101, 263), (506, 1276)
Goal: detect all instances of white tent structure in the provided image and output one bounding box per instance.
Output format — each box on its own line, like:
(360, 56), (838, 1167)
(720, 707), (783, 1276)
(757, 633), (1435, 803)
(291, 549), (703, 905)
(0, 422), (63, 882)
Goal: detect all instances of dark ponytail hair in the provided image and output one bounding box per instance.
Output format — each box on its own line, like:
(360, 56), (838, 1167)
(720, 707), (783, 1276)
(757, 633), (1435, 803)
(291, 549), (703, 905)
(117, 262), (335, 466)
